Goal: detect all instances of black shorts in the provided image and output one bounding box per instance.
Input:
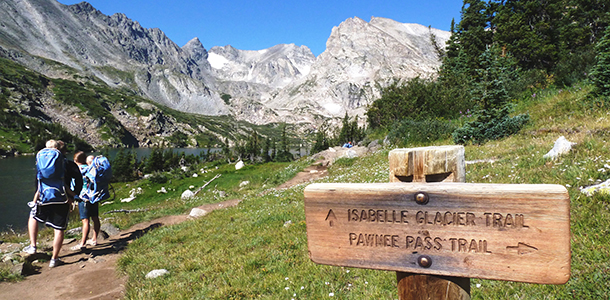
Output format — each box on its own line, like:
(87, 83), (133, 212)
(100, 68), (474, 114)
(33, 203), (70, 230)
(78, 201), (99, 220)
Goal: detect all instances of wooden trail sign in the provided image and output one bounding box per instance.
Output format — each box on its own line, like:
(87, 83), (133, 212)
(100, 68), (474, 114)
(304, 182), (571, 284)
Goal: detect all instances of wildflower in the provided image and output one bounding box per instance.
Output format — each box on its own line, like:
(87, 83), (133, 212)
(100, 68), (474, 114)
(476, 283), (482, 288)
(285, 287), (289, 290)
(329, 293), (335, 297)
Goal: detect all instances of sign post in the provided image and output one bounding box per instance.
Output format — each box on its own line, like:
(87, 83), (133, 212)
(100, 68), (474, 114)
(391, 146), (469, 300)
(303, 146), (570, 299)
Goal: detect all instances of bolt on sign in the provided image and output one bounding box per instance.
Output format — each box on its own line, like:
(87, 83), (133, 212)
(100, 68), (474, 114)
(304, 182), (570, 284)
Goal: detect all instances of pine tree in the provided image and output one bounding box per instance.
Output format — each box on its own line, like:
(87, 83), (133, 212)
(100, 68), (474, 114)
(144, 147), (164, 173)
(112, 148), (133, 182)
(245, 130), (260, 162)
(453, 46), (529, 144)
(262, 137), (271, 162)
(447, 0), (493, 75)
(275, 124), (293, 162)
(493, 0), (562, 72)
(337, 112), (351, 144)
(590, 26), (610, 101)
(312, 128), (330, 154)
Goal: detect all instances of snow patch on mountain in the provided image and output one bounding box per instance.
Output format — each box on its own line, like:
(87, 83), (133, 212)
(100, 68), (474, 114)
(208, 52), (230, 69)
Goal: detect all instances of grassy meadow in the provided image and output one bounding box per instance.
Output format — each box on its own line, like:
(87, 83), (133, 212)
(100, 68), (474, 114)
(2, 83), (608, 298)
(110, 84), (610, 299)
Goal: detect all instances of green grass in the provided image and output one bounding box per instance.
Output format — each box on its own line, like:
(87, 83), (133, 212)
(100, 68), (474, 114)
(112, 83), (610, 299)
(117, 151), (395, 299)
(3, 80), (609, 296)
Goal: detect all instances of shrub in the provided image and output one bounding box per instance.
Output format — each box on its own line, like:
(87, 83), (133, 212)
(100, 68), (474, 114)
(452, 113), (530, 145)
(387, 119), (456, 147)
(148, 173), (168, 184)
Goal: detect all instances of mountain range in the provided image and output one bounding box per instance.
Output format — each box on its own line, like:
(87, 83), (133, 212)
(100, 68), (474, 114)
(0, 0), (449, 148)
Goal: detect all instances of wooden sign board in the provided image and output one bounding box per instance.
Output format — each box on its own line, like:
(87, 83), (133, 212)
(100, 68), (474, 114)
(304, 182), (571, 284)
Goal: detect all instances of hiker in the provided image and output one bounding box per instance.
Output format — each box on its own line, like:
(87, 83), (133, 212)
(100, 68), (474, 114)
(71, 153), (102, 250)
(23, 140), (80, 268)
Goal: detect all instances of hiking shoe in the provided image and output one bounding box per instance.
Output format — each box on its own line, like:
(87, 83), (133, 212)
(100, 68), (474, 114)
(49, 258), (64, 268)
(23, 245), (36, 254)
(70, 244), (85, 251)
(86, 240), (97, 246)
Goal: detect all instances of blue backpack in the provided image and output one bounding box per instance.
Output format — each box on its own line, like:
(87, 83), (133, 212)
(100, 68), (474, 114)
(36, 148), (67, 205)
(84, 156), (112, 203)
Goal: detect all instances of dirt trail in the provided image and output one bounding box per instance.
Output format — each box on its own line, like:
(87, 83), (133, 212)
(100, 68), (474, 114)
(0, 165), (326, 300)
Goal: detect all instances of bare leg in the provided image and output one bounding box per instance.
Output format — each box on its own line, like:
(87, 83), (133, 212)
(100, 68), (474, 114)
(51, 229), (64, 260)
(28, 216), (38, 247)
(91, 216), (101, 244)
(80, 218), (90, 247)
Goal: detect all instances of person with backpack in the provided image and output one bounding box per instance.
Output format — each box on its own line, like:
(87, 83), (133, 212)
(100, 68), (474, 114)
(23, 140), (82, 268)
(71, 153), (104, 251)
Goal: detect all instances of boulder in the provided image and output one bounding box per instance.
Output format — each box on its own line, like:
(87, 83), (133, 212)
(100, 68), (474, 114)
(146, 269), (169, 279)
(121, 197), (135, 203)
(189, 208), (208, 218)
(543, 136), (576, 159)
(235, 160), (245, 170)
(181, 190), (195, 200)
(0, 260), (24, 277)
(101, 223), (121, 237)
(581, 179), (610, 196)
(344, 149), (358, 159)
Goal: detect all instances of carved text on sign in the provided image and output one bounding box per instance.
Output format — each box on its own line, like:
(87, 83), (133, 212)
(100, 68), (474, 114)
(304, 182), (571, 284)
(346, 209), (528, 229)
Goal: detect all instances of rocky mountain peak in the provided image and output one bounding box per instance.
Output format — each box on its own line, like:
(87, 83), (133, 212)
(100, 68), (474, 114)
(67, 1), (98, 14)
(208, 43), (315, 88)
(0, 0), (450, 128)
(263, 16), (450, 124)
(182, 37), (209, 62)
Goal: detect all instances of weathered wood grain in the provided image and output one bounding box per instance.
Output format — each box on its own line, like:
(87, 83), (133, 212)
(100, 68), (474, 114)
(304, 182), (571, 284)
(389, 146), (465, 183)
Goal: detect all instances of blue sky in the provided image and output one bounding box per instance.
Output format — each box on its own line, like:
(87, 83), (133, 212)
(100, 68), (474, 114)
(57, 0), (463, 56)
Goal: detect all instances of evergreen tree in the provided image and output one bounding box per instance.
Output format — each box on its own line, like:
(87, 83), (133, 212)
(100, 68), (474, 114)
(493, 0), (562, 72)
(271, 138), (277, 161)
(144, 147), (164, 173)
(590, 26), (610, 101)
(275, 124), (293, 162)
(453, 46), (529, 144)
(446, 0), (493, 75)
(262, 137), (272, 162)
(312, 127), (330, 154)
(111, 148), (136, 182)
(337, 112), (351, 144)
(245, 130), (261, 162)
(221, 138), (231, 160)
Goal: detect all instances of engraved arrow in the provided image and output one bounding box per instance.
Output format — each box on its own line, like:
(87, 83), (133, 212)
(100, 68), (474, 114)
(325, 209), (337, 227)
(506, 242), (538, 255)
